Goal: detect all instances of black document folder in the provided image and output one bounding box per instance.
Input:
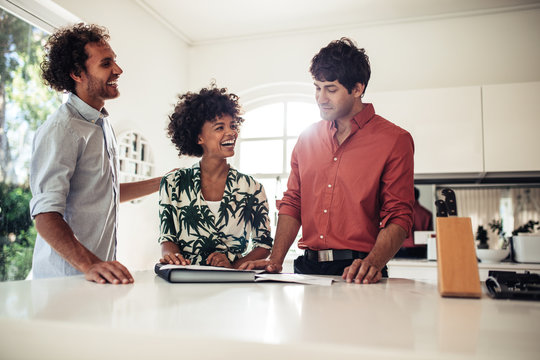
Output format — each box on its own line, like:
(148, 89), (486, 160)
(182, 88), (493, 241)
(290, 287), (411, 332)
(154, 263), (334, 285)
(155, 263), (260, 283)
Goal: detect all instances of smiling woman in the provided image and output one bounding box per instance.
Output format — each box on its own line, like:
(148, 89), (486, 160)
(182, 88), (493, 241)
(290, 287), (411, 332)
(158, 85), (273, 269)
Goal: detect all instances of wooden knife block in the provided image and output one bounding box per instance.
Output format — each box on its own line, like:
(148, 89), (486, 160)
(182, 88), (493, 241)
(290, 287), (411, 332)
(436, 217), (482, 298)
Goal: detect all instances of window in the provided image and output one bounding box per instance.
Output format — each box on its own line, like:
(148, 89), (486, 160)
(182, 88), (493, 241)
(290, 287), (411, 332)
(0, 8), (62, 281)
(235, 99), (319, 248)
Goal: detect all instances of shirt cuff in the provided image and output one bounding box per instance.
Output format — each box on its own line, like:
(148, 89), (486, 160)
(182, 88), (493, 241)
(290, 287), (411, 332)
(277, 204), (301, 222)
(158, 235), (177, 244)
(30, 192), (66, 218)
(383, 217), (412, 238)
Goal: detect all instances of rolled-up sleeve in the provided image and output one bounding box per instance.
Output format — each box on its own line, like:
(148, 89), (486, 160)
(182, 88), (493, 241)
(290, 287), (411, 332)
(278, 143), (302, 221)
(379, 131), (415, 236)
(29, 122), (78, 218)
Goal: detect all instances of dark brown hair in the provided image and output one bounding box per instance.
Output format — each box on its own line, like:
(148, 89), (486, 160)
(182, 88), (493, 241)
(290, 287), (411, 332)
(41, 23), (109, 93)
(310, 37), (371, 95)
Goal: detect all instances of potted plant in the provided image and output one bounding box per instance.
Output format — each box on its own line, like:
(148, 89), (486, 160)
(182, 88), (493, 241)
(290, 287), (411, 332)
(488, 219), (509, 249)
(511, 220), (540, 263)
(476, 222), (511, 263)
(511, 220), (539, 236)
(476, 225), (489, 249)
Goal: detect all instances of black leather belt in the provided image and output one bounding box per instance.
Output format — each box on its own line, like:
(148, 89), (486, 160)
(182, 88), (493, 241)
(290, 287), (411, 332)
(305, 249), (368, 262)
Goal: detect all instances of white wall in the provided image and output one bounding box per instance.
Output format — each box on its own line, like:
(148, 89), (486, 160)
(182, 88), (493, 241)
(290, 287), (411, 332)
(189, 8), (540, 97)
(52, 0), (195, 271)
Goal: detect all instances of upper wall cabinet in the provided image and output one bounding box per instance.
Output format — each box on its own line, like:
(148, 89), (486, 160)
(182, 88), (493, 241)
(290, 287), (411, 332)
(366, 87), (483, 174)
(482, 82), (540, 172)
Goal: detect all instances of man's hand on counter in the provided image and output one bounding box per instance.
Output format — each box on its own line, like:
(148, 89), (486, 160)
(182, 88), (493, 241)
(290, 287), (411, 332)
(342, 222), (406, 284)
(342, 258), (383, 284)
(84, 261), (134, 285)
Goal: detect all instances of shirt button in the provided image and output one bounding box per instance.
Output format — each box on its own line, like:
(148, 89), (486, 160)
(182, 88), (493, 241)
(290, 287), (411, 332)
(320, 235), (324, 239)
(333, 157), (338, 161)
(328, 184), (332, 188)
(323, 209), (328, 213)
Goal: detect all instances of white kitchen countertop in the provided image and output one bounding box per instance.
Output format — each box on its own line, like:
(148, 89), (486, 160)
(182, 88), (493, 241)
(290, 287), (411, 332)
(1, 270), (539, 360)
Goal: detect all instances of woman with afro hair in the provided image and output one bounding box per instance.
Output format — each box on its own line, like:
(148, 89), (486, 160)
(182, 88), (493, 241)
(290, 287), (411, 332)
(158, 85), (273, 268)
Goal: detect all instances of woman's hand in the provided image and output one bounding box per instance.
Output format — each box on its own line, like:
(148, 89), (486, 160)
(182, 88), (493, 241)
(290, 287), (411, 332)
(160, 252), (190, 266)
(160, 241), (189, 265)
(207, 252), (233, 268)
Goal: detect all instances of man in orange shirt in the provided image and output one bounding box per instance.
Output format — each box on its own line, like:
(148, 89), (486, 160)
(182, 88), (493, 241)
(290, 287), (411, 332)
(241, 38), (414, 284)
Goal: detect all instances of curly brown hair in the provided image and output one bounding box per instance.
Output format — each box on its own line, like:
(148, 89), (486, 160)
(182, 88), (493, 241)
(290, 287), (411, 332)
(41, 23), (110, 93)
(168, 85), (244, 158)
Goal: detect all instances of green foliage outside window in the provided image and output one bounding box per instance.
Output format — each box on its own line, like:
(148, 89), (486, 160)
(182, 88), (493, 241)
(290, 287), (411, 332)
(0, 10), (61, 280)
(0, 183), (35, 280)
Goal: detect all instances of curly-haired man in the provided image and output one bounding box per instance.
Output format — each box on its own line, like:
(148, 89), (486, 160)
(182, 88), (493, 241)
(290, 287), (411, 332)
(30, 24), (168, 284)
(241, 38), (415, 284)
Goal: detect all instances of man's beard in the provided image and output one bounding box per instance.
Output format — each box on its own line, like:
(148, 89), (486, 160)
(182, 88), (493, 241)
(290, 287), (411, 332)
(86, 74), (119, 101)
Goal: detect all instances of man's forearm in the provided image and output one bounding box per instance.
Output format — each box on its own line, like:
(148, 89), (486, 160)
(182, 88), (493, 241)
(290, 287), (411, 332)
(269, 214), (301, 264)
(365, 223), (407, 269)
(120, 176), (161, 202)
(34, 212), (101, 273)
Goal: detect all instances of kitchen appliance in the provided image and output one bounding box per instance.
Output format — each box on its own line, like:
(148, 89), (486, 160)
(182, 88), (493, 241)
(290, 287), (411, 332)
(414, 230), (436, 246)
(416, 231), (437, 260)
(485, 270), (540, 300)
(427, 236), (437, 260)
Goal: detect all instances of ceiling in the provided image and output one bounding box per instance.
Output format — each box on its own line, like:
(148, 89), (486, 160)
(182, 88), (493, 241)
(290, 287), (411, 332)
(135, 0), (540, 45)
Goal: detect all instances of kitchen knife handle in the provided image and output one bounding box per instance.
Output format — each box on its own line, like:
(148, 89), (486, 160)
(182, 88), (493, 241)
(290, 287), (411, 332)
(435, 199), (448, 217)
(441, 188), (458, 216)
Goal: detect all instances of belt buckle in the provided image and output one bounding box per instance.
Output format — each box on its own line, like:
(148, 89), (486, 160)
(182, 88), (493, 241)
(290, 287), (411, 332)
(318, 249), (333, 262)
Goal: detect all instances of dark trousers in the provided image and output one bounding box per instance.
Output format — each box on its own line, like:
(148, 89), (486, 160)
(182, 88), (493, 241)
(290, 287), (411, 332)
(294, 255), (388, 277)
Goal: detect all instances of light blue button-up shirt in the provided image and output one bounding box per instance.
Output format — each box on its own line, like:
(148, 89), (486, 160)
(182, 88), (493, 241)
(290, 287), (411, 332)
(30, 93), (119, 278)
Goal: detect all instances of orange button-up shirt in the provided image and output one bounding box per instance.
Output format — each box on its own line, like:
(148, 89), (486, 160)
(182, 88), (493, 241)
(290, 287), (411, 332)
(278, 103), (414, 253)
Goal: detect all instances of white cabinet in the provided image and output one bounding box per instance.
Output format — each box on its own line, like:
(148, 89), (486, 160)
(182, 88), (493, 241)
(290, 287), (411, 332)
(482, 82), (540, 172)
(366, 87), (484, 174)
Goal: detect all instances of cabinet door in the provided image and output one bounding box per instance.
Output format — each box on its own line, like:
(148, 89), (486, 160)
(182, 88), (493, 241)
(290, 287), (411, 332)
(482, 82), (540, 172)
(365, 87), (483, 174)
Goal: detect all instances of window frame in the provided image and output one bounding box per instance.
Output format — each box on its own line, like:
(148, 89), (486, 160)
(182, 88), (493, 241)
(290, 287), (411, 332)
(0, 0), (79, 33)
(232, 92), (318, 244)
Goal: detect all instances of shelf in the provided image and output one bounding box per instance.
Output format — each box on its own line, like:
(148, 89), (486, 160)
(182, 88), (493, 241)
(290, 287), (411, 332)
(387, 259), (540, 281)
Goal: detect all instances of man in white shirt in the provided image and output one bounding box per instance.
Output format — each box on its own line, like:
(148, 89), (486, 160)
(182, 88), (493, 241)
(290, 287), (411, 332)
(31, 23), (164, 284)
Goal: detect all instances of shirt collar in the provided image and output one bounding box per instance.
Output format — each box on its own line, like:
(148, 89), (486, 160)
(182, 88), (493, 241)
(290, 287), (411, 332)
(67, 93), (109, 124)
(329, 102), (376, 137)
(351, 103), (375, 129)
